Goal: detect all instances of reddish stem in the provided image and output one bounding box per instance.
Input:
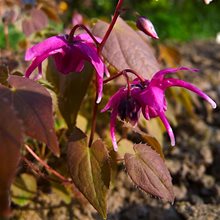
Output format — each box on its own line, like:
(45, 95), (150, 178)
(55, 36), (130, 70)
(123, 72), (131, 97)
(88, 92), (98, 147)
(98, 0), (124, 53)
(88, 0), (125, 147)
(24, 144), (71, 183)
(22, 156), (68, 184)
(68, 24), (100, 46)
(104, 68), (145, 84)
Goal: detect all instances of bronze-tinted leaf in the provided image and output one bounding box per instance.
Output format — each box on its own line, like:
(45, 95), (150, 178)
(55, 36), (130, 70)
(46, 58), (93, 130)
(67, 128), (110, 219)
(22, 19), (35, 37)
(0, 99), (23, 216)
(0, 75), (59, 156)
(124, 144), (174, 202)
(129, 125), (165, 160)
(31, 9), (48, 32)
(92, 17), (160, 83)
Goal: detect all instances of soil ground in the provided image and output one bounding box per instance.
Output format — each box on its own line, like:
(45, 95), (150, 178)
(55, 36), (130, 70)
(8, 40), (220, 220)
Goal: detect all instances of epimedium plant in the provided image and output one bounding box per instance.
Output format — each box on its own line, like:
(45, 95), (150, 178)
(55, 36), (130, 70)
(0, 0), (216, 219)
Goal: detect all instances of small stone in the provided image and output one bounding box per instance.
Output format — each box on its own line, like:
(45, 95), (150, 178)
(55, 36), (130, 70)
(200, 146), (213, 165)
(201, 175), (215, 189)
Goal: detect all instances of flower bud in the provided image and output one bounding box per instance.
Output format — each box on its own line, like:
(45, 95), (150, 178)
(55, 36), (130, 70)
(204, 0), (213, 4)
(136, 16), (159, 40)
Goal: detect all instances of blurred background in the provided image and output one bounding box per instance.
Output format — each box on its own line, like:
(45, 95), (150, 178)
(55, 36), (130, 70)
(1, 0), (220, 50)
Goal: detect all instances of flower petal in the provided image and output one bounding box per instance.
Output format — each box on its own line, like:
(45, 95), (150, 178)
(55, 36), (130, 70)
(96, 73), (103, 104)
(157, 111), (175, 146)
(101, 88), (126, 112)
(53, 46), (85, 74)
(25, 53), (49, 78)
(163, 78), (217, 109)
(110, 108), (119, 151)
(74, 33), (102, 45)
(152, 67), (199, 81)
(75, 42), (105, 103)
(25, 35), (67, 61)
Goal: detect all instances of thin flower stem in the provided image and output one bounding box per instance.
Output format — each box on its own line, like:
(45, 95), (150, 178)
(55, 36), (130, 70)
(24, 144), (70, 183)
(98, 0), (124, 53)
(103, 71), (124, 84)
(104, 68), (145, 84)
(123, 72), (131, 97)
(68, 24), (100, 46)
(88, 92), (99, 147)
(124, 69), (145, 82)
(22, 156), (68, 184)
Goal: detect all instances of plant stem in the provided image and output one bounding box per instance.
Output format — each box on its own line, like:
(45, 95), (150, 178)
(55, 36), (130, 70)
(68, 24), (100, 46)
(88, 92), (99, 147)
(22, 156), (67, 183)
(104, 68), (145, 84)
(123, 72), (131, 97)
(98, 0), (124, 53)
(88, 0), (125, 147)
(24, 144), (71, 183)
(3, 23), (9, 49)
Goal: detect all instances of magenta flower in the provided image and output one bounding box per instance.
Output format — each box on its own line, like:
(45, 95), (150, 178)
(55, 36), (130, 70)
(102, 86), (142, 150)
(25, 33), (105, 103)
(102, 67), (216, 151)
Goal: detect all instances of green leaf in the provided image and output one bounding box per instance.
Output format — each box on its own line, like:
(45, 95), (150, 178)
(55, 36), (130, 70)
(0, 75), (59, 156)
(46, 58), (93, 130)
(67, 128), (110, 219)
(92, 17), (160, 83)
(124, 144), (174, 203)
(11, 173), (37, 206)
(0, 98), (24, 216)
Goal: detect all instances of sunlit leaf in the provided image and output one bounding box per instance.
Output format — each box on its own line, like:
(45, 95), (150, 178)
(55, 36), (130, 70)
(124, 144), (174, 202)
(0, 98), (24, 216)
(92, 17), (160, 83)
(0, 75), (59, 156)
(158, 44), (181, 67)
(139, 115), (164, 146)
(11, 173), (37, 206)
(127, 126), (165, 160)
(117, 139), (135, 160)
(67, 127), (110, 219)
(46, 58), (93, 130)
(76, 114), (88, 133)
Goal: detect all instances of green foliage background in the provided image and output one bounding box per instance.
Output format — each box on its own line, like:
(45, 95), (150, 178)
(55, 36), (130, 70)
(1, 0), (220, 49)
(71, 0), (220, 41)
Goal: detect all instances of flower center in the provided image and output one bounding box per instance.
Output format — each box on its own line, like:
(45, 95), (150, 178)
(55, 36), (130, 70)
(118, 96), (140, 124)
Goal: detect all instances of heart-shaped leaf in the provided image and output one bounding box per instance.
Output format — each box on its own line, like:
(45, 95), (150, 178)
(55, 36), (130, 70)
(0, 98), (24, 217)
(67, 128), (110, 219)
(46, 58), (93, 130)
(124, 144), (174, 202)
(92, 17), (160, 83)
(0, 75), (59, 156)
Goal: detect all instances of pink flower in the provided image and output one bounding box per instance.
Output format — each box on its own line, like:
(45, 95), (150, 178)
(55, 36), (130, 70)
(102, 86), (142, 150)
(102, 67), (216, 151)
(25, 33), (105, 103)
